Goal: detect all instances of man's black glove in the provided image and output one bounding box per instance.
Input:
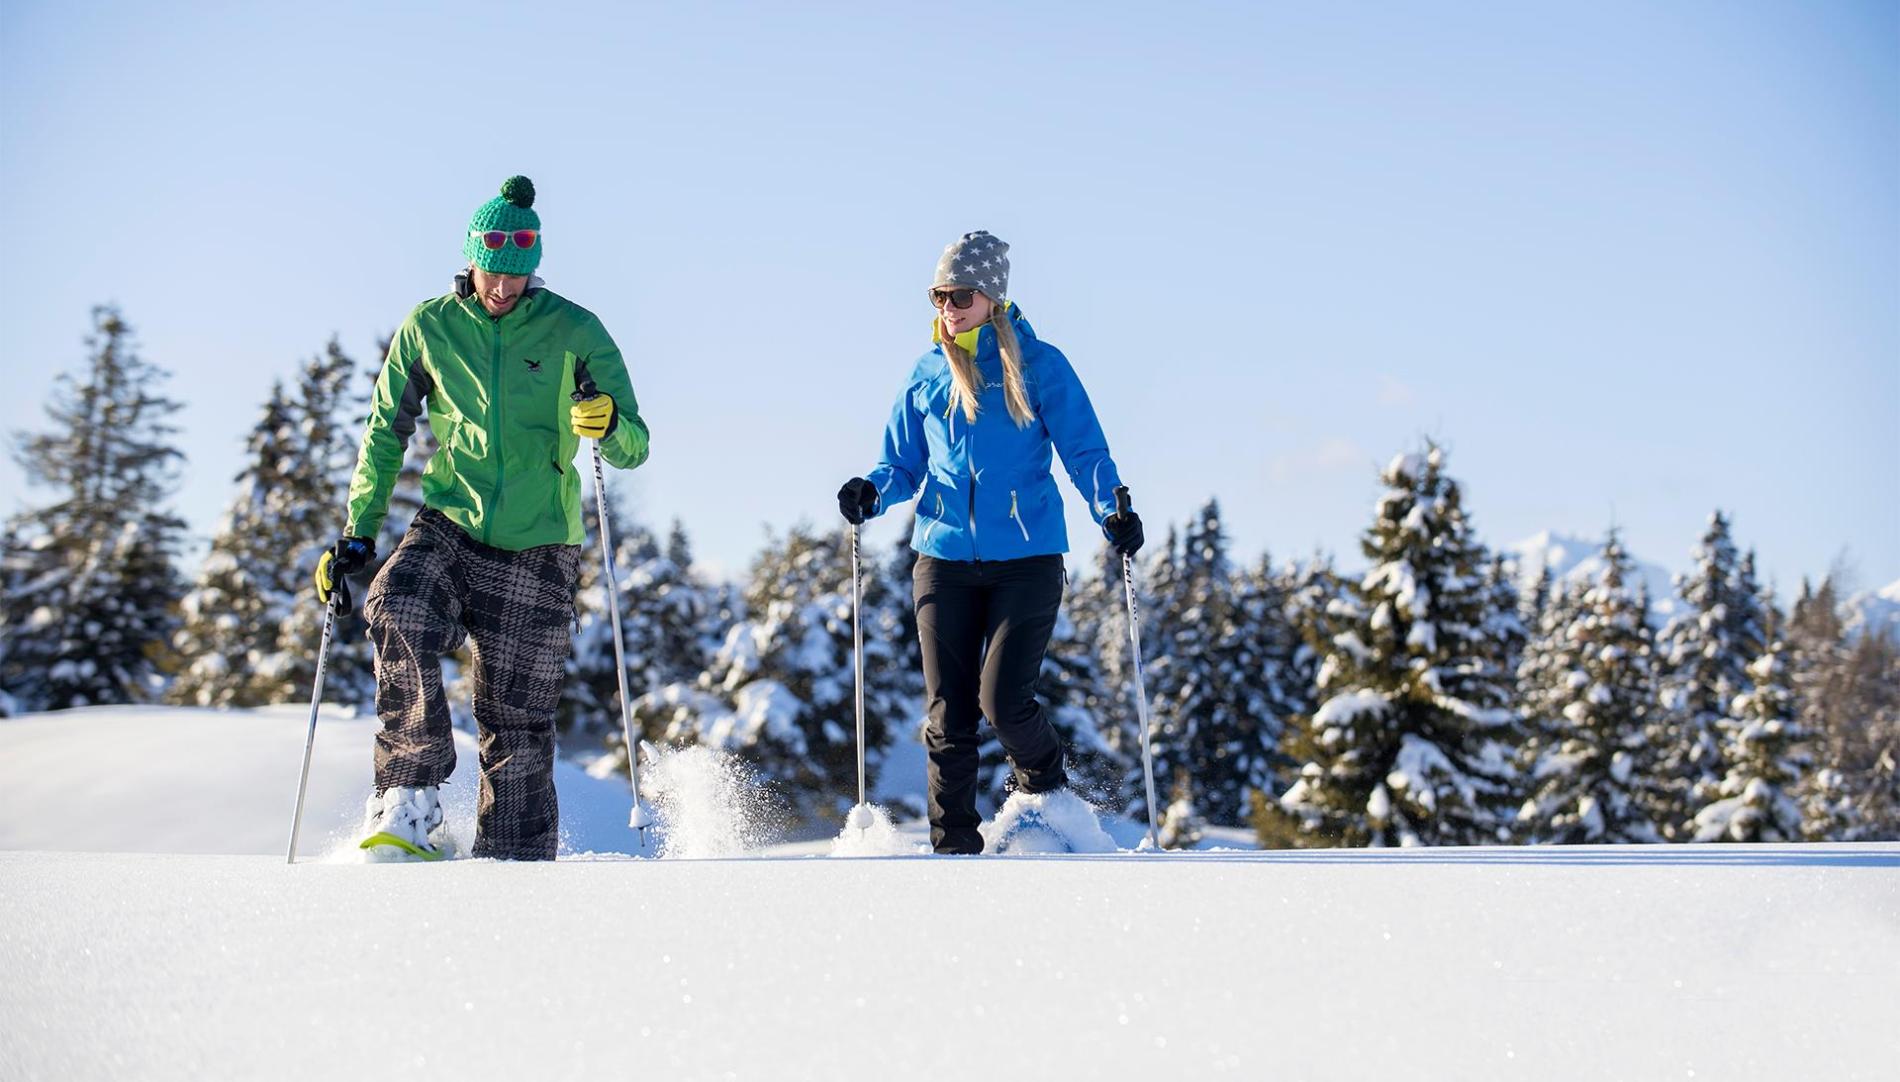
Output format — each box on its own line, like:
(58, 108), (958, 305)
(314, 536), (376, 608)
(837, 477), (879, 525)
(1104, 509), (1144, 558)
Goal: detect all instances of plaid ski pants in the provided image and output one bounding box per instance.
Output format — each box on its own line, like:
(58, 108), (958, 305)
(363, 509), (582, 860)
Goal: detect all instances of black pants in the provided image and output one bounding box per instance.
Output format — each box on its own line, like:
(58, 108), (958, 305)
(914, 554), (1069, 853)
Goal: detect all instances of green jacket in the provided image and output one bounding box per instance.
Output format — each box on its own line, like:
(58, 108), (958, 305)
(345, 285), (649, 551)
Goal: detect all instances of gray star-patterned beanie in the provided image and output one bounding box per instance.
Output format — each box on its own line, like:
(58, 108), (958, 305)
(931, 230), (1011, 302)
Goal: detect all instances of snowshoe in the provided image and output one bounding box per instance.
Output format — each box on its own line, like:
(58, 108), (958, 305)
(981, 790), (1118, 855)
(358, 785), (451, 862)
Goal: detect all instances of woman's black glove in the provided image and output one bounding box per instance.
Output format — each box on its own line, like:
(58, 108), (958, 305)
(1104, 509), (1144, 557)
(837, 478), (879, 525)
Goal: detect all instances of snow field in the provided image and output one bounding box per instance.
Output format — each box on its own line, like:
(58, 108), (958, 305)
(4, 845), (1897, 1081)
(0, 706), (645, 859)
(3, 706), (1897, 1080)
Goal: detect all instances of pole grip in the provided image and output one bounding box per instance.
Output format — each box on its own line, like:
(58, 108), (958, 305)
(572, 373), (600, 402)
(1113, 485), (1132, 518)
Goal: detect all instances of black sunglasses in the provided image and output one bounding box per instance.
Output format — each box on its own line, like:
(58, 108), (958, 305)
(929, 288), (979, 310)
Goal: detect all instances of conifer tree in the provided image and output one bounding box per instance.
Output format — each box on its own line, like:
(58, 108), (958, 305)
(1482, 555), (1529, 694)
(1278, 552), (1342, 724)
(170, 384), (304, 706)
(1521, 562), (1554, 637)
(1144, 501), (1285, 825)
(1692, 633), (1808, 842)
(0, 523), (19, 715)
(1514, 535), (1662, 843)
(1797, 623), (1900, 841)
(1230, 554), (1309, 798)
(561, 502), (721, 755)
(271, 339), (374, 704)
(1652, 511), (1767, 837)
(1, 307), (186, 710)
(171, 339), (370, 707)
(1257, 445), (1515, 847)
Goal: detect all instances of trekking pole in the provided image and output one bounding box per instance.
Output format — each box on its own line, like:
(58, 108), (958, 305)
(287, 590), (343, 864)
(846, 523), (874, 833)
(574, 376), (654, 845)
(1114, 486), (1161, 850)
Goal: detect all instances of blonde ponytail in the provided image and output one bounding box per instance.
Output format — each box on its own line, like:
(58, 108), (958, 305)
(940, 303), (1034, 428)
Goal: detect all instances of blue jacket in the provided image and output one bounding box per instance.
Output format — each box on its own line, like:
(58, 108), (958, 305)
(864, 305), (1123, 562)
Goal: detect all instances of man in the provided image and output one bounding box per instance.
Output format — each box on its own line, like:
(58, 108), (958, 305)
(314, 175), (649, 861)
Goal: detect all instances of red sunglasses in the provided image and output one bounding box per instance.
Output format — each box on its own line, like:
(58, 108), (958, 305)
(470, 229), (539, 251)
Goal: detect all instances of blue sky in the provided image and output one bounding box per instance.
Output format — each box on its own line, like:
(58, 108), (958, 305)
(3, 1), (1895, 592)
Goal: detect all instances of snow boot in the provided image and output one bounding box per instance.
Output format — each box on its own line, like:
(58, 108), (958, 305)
(359, 785), (449, 862)
(982, 789), (1118, 855)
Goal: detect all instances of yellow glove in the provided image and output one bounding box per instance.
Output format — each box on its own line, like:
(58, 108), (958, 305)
(570, 393), (617, 440)
(314, 537), (375, 607)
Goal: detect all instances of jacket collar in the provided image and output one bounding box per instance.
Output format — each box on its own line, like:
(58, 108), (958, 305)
(455, 272), (546, 324)
(930, 301), (1033, 360)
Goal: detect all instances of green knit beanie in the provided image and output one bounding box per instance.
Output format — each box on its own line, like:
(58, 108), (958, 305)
(463, 176), (543, 275)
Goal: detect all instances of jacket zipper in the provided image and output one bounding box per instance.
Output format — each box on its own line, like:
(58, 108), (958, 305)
(966, 420), (980, 561)
(1009, 490), (1030, 542)
(968, 475), (980, 561)
(485, 321), (504, 546)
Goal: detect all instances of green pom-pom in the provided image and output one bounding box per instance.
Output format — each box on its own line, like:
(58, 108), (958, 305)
(500, 176), (535, 209)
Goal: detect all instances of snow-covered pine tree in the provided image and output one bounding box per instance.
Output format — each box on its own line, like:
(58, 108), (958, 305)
(1692, 627), (1809, 842)
(1227, 553), (1308, 804)
(1512, 575), (1578, 831)
(270, 338), (374, 705)
(561, 500), (721, 756)
(0, 523), (25, 715)
(1278, 552), (1342, 726)
(1, 307), (187, 710)
(1786, 578), (1852, 838)
(1474, 553), (1532, 813)
(1796, 617), (1900, 841)
(1258, 445), (1515, 848)
(1483, 555), (1529, 694)
(169, 384), (305, 706)
(1521, 562), (1553, 637)
(629, 524), (909, 827)
(1652, 511), (1768, 838)
(1143, 501), (1282, 826)
(1514, 534), (1662, 843)
(661, 520), (734, 683)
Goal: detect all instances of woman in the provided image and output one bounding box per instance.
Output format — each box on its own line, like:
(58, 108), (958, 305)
(838, 230), (1144, 854)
